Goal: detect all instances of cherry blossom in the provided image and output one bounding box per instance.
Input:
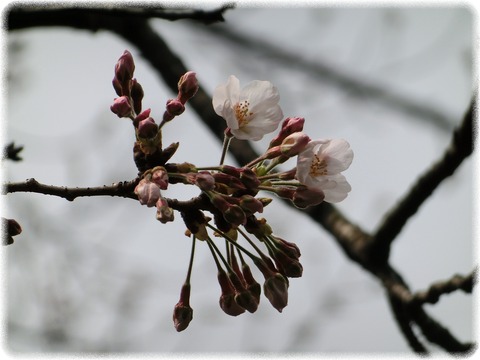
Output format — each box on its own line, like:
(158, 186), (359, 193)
(296, 139), (353, 203)
(212, 75), (283, 141)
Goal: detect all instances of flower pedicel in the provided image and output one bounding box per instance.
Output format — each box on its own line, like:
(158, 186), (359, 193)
(110, 50), (354, 331)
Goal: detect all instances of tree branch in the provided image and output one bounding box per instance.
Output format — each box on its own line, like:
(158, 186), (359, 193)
(4, 178), (139, 201)
(7, 2), (236, 29)
(410, 270), (476, 307)
(199, 22), (456, 132)
(369, 100), (475, 261)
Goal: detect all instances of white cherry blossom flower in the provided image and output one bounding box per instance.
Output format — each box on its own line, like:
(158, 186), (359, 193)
(212, 75), (283, 141)
(296, 139), (353, 203)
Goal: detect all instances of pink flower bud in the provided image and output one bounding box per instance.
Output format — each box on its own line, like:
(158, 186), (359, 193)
(134, 179), (161, 207)
(269, 247), (303, 278)
(239, 167), (260, 191)
(273, 187), (295, 200)
(110, 96), (132, 118)
(217, 270), (245, 316)
(177, 71), (199, 104)
(213, 173), (246, 191)
(242, 263), (261, 304)
(173, 283), (193, 332)
(134, 108), (151, 123)
(239, 195), (264, 215)
(112, 77), (122, 96)
(181, 209), (209, 241)
(219, 165), (242, 177)
(114, 50), (135, 84)
(166, 98), (185, 116)
(269, 117), (305, 148)
(280, 132), (310, 157)
(131, 78), (144, 114)
(151, 166), (169, 190)
(195, 171), (215, 191)
(137, 117), (158, 139)
(224, 205), (247, 227)
(292, 186), (325, 209)
(156, 197), (174, 224)
(270, 236), (301, 259)
(244, 216), (272, 238)
(263, 273), (289, 313)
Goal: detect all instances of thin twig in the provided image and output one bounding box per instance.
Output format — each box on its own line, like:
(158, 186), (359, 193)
(4, 178), (139, 201)
(410, 270), (476, 307)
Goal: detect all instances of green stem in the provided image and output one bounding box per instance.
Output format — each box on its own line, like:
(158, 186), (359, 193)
(206, 223), (257, 260)
(185, 235), (197, 284)
(236, 227), (269, 260)
(219, 134), (232, 165)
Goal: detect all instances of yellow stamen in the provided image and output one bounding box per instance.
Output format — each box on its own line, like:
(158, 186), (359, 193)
(234, 100), (253, 127)
(309, 154), (328, 176)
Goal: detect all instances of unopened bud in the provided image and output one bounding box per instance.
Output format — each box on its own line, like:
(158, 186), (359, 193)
(217, 270), (245, 316)
(165, 98), (185, 117)
(263, 273), (289, 313)
(195, 171), (216, 191)
(110, 96), (133, 118)
(269, 117), (305, 148)
(239, 195), (264, 215)
(270, 236), (301, 259)
(131, 78), (144, 114)
(134, 179), (161, 207)
(177, 71), (199, 104)
(293, 186), (325, 209)
(240, 167), (260, 191)
(115, 50), (135, 82)
(156, 197), (174, 223)
(134, 108), (151, 126)
(224, 205), (247, 227)
(280, 132), (310, 157)
(218, 165), (242, 177)
(181, 209), (209, 241)
(269, 247), (303, 278)
(151, 166), (169, 190)
(244, 216), (272, 238)
(242, 263), (261, 304)
(165, 162), (197, 174)
(137, 117), (158, 139)
(173, 283), (193, 332)
(213, 173), (246, 192)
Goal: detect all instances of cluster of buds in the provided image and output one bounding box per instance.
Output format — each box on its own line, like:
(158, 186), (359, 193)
(110, 51), (353, 332)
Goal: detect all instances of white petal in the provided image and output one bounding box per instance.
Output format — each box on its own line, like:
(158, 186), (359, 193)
(212, 75), (240, 117)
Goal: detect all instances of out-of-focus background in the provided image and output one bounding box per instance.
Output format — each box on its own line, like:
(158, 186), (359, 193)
(3, 4), (475, 354)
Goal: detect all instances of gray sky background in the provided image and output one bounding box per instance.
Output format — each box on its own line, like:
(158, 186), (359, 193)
(2, 3), (476, 356)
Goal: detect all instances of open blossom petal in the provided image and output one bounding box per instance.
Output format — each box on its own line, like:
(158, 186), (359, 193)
(212, 75), (283, 141)
(296, 139), (353, 203)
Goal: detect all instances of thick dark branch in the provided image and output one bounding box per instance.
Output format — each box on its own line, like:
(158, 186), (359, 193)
(6, 3), (235, 29)
(388, 295), (428, 354)
(412, 306), (475, 354)
(370, 101), (475, 260)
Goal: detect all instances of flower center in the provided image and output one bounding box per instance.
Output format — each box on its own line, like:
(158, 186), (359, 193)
(309, 154), (328, 177)
(234, 100), (253, 128)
